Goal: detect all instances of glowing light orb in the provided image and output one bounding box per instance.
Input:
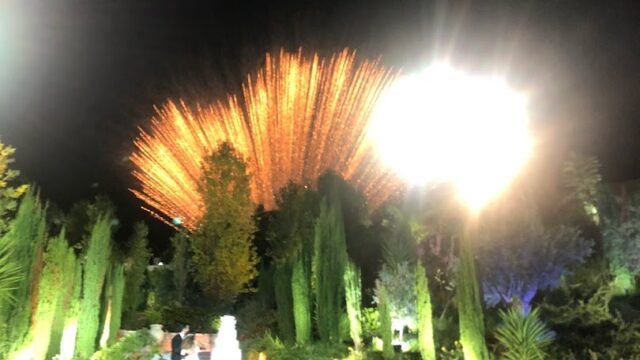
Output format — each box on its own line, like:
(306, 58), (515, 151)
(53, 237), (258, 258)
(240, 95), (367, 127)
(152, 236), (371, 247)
(369, 63), (532, 211)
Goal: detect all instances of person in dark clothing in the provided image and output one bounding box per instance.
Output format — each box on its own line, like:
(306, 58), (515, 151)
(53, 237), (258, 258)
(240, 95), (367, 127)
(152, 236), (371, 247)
(171, 324), (190, 360)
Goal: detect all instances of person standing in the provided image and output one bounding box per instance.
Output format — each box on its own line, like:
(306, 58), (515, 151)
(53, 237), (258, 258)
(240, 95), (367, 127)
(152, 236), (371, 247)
(171, 324), (190, 360)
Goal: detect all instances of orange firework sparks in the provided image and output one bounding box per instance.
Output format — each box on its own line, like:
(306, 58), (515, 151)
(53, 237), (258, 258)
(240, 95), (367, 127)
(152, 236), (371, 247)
(130, 49), (401, 230)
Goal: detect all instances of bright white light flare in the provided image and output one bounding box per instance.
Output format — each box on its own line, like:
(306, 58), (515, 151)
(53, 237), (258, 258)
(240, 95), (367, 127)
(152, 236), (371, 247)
(369, 64), (532, 211)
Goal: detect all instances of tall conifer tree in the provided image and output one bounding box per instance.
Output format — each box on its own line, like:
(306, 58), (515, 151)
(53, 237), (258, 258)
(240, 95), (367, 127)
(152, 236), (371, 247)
(75, 215), (112, 358)
(313, 190), (348, 342)
(0, 188), (47, 357)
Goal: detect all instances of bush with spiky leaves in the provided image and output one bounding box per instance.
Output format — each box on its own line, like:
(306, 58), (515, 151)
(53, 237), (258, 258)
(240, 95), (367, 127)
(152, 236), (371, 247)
(0, 234), (21, 304)
(495, 306), (554, 360)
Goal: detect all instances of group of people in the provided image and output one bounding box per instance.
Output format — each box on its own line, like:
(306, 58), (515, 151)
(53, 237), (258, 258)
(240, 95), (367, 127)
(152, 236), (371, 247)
(171, 324), (201, 360)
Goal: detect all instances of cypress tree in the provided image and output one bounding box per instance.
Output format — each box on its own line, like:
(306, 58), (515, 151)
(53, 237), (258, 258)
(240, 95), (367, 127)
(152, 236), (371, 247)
(47, 247), (77, 359)
(344, 261), (363, 350)
(292, 258), (311, 344)
(99, 264), (125, 347)
(415, 263), (436, 360)
(313, 193), (348, 343)
(0, 188), (47, 357)
(378, 285), (394, 359)
(59, 261), (83, 360)
(123, 222), (151, 314)
(75, 215), (112, 358)
(26, 229), (73, 360)
(273, 262), (295, 343)
(109, 265), (125, 345)
(267, 184), (316, 345)
(457, 227), (489, 360)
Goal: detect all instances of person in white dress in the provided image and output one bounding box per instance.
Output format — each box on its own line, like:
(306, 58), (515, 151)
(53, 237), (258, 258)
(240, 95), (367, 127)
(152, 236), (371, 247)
(182, 334), (201, 360)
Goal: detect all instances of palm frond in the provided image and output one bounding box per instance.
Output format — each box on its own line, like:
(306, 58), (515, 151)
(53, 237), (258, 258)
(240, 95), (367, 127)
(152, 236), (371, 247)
(0, 235), (23, 303)
(495, 306), (554, 360)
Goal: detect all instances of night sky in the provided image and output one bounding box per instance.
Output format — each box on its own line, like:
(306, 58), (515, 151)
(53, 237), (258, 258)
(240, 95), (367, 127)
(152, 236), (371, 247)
(1, 0), (640, 254)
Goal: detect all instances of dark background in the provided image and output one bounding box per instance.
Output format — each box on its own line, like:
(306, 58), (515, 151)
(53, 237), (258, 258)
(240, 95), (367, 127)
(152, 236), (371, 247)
(1, 0), (639, 255)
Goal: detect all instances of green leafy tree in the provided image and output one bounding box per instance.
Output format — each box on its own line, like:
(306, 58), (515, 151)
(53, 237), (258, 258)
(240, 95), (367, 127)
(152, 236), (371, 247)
(0, 188), (47, 357)
(344, 261), (363, 350)
(75, 215), (113, 358)
(190, 143), (258, 307)
(123, 222), (151, 314)
(25, 229), (74, 360)
(0, 142), (28, 234)
(313, 192), (348, 343)
(415, 263), (436, 360)
(495, 306), (553, 360)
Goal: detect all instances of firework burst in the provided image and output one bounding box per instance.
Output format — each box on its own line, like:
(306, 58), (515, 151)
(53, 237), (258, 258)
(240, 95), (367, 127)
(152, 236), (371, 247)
(131, 49), (400, 230)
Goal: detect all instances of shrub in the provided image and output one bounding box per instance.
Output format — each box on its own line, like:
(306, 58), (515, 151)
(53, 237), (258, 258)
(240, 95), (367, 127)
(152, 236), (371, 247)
(494, 306), (553, 360)
(91, 331), (160, 360)
(236, 299), (277, 341)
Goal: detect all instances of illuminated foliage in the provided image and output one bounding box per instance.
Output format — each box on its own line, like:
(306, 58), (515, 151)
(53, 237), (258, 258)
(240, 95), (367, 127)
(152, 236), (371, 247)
(562, 153), (602, 224)
(0, 188), (47, 357)
(291, 258), (311, 345)
(189, 143), (258, 307)
(273, 263), (295, 343)
(377, 285), (394, 359)
(267, 184), (316, 345)
(108, 265), (125, 346)
(0, 142), (28, 234)
(478, 211), (592, 314)
(75, 215), (113, 358)
(457, 231), (490, 360)
(494, 306), (553, 360)
(0, 232), (21, 304)
(415, 263), (436, 360)
(47, 247), (77, 359)
(344, 261), (363, 350)
(25, 229), (74, 360)
(374, 262), (416, 330)
(130, 49), (399, 230)
(313, 191), (348, 343)
(602, 206), (640, 294)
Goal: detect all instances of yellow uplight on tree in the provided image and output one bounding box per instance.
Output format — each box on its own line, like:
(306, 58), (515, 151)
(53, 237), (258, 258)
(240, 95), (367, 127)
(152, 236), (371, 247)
(369, 63), (533, 360)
